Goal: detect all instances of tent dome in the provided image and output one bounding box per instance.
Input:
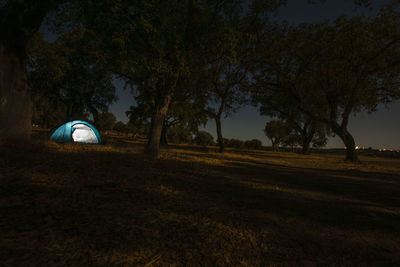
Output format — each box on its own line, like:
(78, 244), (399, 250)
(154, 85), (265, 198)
(50, 121), (101, 144)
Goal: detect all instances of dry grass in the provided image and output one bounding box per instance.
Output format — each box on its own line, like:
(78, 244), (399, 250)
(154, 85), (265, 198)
(0, 133), (399, 266)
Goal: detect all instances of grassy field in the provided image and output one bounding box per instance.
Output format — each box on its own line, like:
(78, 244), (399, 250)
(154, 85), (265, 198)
(1, 132), (399, 266)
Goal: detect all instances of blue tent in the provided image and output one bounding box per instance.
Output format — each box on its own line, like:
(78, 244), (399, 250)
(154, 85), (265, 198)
(50, 120), (102, 144)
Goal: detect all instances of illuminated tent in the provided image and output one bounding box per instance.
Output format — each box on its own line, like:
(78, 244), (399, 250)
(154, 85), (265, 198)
(50, 120), (101, 144)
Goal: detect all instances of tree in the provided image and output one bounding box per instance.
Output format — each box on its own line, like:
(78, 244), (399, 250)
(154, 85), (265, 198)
(126, 81), (207, 146)
(0, 0), (63, 143)
(252, 59), (330, 155)
(97, 112), (116, 132)
(201, 57), (250, 153)
(254, 84), (330, 154)
(254, 7), (400, 161)
(264, 120), (290, 151)
(280, 119), (328, 153)
(244, 139), (262, 150)
(227, 138), (245, 149)
(282, 133), (300, 152)
(194, 131), (214, 146)
(284, 116), (328, 154)
(198, 1), (276, 153)
(124, 121), (147, 140)
(167, 125), (193, 144)
(28, 31), (117, 127)
(113, 121), (127, 133)
(82, 0), (206, 158)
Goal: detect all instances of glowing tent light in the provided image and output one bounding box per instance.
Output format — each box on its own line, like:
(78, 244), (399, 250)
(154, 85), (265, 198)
(50, 120), (101, 144)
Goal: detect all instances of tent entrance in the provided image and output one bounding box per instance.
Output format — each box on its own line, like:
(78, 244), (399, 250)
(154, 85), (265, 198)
(72, 124), (98, 143)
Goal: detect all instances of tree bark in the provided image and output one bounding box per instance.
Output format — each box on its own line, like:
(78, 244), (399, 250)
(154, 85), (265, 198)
(90, 108), (99, 127)
(145, 96), (172, 158)
(301, 140), (310, 154)
(332, 125), (359, 162)
(160, 122), (168, 146)
(145, 75), (178, 158)
(147, 118), (154, 145)
(215, 116), (224, 153)
(0, 45), (31, 145)
(301, 133), (313, 154)
(271, 140), (279, 151)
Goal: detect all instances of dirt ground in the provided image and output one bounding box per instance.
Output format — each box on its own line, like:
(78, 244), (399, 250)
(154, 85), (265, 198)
(1, 133), (399, 266)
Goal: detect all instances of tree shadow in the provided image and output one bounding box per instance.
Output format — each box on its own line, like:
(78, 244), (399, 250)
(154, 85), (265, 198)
(1, 146), (399, 265)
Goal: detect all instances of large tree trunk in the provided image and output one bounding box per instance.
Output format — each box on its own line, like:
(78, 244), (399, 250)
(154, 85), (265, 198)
(301, 133), (313, 154)
(145, 76), (177, 158)
(90, 108), (99, 127)
(301, 141), (310, 154)
(215, 116), (224, 153)
(160, 122), (168, 146)
(145, 97), (172, 158)
(332, 125), (359, 162)
(0, 45), (31, 145)
(147, 118), (154, 145)
(271, 140), (279, 152)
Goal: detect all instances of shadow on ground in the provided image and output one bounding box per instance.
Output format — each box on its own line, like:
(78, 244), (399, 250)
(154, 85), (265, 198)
(0, 143), (399, 266)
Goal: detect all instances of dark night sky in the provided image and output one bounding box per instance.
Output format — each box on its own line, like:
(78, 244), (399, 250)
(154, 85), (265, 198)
(107, 0), (400, 149)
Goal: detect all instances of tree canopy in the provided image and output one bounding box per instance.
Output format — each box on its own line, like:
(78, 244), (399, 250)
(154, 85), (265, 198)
(253, 6), (400, 161)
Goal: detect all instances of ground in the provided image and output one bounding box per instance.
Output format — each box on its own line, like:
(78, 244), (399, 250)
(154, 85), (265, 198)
(0, 131), (399, 266)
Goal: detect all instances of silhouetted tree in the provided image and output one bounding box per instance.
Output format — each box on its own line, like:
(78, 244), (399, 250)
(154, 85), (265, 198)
(194, 131), (214, 146)
(227, 138), (245, 149)
(244, 139), (263, 150)
(97, 112), (116, 132)
(82, 0), (206, 158)
(28, 32), (117, 127)
(113, 121), (127, 133)
(198, 0), (280, 153)
(0, 0), (65, 143)
(254, 6), (400, 161)
(126, 87), (206, 146)
(264, 120), (290, 151)
(167, 125), (193, 144)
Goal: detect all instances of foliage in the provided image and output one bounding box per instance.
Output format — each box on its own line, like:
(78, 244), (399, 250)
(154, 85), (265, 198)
(264, 120), (290, 151)
(282, 133), (301, 150)
(27, 32), (117, 126)
(126, 85), (207, 144)
(97, 112), (116, 131)
(226, 138), (245, 149)
(253, 8), (400, 161)
(79, 0), (208, 157)
(113, 121), (127, 133)
(31, 93), (67, 129)
(244, 139), (263, 150)
(167, 125), (193, 144)
(194, 131), (215, 146)
(0, 0), (62, 57)
(196, 0), (279, 153)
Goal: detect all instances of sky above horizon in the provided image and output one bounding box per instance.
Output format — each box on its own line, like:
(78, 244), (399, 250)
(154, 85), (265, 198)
(109, 0), (400, 149)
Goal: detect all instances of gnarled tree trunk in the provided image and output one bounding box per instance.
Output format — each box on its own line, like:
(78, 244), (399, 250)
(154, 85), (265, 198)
(160, 122), (168, 146)
(145, 95), (172, 158)
(332, 125), (359, 162)
(0, 45), (31, 145)
(145, 75), (178, 158)
(271, 140), (279, 151)
(301, 131), (314, 154)
(215, 116), (224, 153)
(301, 140), (310, 154)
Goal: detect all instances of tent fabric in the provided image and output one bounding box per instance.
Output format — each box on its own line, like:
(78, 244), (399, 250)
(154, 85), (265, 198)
(50, 120), (101, 144)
